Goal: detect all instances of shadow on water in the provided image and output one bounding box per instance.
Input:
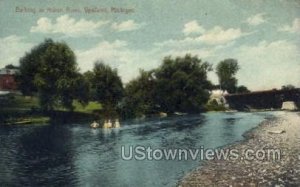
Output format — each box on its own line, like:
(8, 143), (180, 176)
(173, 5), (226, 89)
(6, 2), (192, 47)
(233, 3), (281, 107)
(13, 125), (78, 186)
(221, 117), (240, 140)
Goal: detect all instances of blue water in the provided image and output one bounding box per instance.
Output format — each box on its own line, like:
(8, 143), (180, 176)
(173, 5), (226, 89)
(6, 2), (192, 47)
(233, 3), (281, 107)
(0, 112), (276, 186)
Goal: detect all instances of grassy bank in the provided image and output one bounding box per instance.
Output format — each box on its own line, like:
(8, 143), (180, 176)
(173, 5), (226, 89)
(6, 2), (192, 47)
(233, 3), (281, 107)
(0, 95), (102, 125)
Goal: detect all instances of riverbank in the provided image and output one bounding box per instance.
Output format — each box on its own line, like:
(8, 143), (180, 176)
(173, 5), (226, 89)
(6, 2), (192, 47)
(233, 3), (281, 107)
(0, 110), (99, 125)
(3, 116), (50, 125)
(0, 95), (102, 125)
(179, 111), (300, 186)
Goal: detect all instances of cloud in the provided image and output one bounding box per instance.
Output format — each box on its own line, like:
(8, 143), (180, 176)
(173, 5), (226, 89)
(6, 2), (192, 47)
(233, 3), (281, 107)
(156, 26), (245, 47)
(76, 40), (128, 67)
(279, 18), (300, 33)
(76, 40), (158, 83)
(161, 48), (215, 61)
(183, 20), (205, 35)
(30, 15), (109, 37)
(197, 26), (244, 45)
(154, 37), (200, 49)
(76, 39), (217, 83)
(76, 39), (300, 89)
(235, 40), (300, 90)
(111, 20), (144, 32)
(0, 35), (33, 67)
(246, 13), (266, 26)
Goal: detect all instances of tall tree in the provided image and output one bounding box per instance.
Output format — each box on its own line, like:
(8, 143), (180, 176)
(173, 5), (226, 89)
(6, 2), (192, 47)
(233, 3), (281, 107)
(83, 70), (97, 100)
(91, 61), (124, 117)
(5, 64), (18, 69)
(121, 69), (157, 118)
(236, 85), (250, 93)
(18, 39), (54, 96)
(281, 84), (295, 90)
(216, 59), (239, 93)
(154, 55), (212, 113)
(18, 39), (87, 111)
(121, 54), (213, 117)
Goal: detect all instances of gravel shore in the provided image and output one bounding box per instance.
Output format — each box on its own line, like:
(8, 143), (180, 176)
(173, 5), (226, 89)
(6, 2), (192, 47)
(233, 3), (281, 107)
(179, 111), (300, 187)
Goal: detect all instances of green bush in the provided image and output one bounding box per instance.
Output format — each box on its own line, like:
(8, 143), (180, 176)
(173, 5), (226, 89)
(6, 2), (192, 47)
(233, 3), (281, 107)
(205, 99), (226, 111)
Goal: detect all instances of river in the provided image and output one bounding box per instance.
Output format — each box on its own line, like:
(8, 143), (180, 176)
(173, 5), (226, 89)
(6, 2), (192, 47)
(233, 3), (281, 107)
(0, 112), (276, 186)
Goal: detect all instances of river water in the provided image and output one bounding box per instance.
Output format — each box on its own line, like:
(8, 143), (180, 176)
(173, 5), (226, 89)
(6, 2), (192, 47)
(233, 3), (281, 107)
(0, 112), (276, 186)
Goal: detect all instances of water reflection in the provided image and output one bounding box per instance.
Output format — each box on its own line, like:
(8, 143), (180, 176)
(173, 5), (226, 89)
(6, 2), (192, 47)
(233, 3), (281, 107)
(221, 117), (239, 141)
(0, 127), (19, 186)
(14, 125), (77, 186)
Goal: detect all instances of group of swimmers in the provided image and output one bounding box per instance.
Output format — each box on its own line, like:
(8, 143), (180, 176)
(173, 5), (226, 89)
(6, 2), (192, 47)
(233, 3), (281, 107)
(90, 119), (120, 128)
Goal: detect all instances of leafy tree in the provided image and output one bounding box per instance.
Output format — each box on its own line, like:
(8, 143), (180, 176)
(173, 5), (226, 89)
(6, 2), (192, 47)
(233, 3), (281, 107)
(90, 61), (124, 117)
(120, 69), (157, 118)
(205, 99), (226, 111)
(216, 59), (239, 93)
(281, 84), (295, 90)
(154, 55), (212, 113)
(122, 54), (212, 117)
(18, 39), (54, 96)
(18, 39), (87, 111)
(83, 70), (97, 100)
(237, 85), (250, 93)
(5, 64), (19, 69)
(72, 74), (90, 106)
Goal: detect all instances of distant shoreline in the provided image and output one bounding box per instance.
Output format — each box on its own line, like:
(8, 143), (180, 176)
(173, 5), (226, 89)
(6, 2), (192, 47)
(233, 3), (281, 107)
(179, 111), (300, 186)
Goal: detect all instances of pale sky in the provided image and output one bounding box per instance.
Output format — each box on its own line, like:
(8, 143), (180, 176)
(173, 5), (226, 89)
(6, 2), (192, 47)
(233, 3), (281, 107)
(0, 0), (299, 90)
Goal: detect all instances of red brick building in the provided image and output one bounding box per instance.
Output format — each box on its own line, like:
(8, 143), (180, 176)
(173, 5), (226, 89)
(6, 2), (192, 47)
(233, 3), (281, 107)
(0, 68), (18, 91)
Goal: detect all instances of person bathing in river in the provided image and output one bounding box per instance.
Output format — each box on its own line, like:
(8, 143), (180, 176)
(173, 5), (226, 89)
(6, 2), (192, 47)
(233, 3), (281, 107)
(103, 119), (120, 128)
(114, 119), (120, 128)
(90, 121), (99, 128)
(103, 119), (112, 128)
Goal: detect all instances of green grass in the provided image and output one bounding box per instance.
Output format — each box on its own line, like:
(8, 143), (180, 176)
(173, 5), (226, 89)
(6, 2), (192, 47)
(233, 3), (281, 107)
(72, 100), (102, 113)
(1, 95), (101, 113)
(0, 95), (101, 125)
(0, 95), (39, 110)
(55, 100), (102, 113)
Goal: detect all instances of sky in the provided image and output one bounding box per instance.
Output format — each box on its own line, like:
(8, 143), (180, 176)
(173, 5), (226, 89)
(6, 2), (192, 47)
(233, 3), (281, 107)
(0, 0), (299, 90)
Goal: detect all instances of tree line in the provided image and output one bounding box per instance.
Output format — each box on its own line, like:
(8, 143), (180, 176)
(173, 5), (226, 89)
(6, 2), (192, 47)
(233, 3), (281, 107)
(16, 39), (249, 119)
